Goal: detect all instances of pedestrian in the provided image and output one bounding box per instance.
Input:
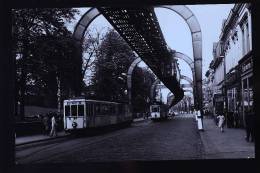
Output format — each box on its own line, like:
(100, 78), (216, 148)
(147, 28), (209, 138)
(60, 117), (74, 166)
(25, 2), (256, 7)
(244, 109), (255, 142)
(227, 112), (233, 128)
(146, 112), (149, 119)
(49, 114), (57, 137)
(217, 114), (225, 132)
(42, 114), (50, 135)
(214, 114), (219, 126)
(233, 109), (239, 128)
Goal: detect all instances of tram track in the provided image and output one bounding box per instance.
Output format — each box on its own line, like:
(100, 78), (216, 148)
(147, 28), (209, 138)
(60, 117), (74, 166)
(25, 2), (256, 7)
(16, 121), (148, 163)
(17, 126), (137, 163)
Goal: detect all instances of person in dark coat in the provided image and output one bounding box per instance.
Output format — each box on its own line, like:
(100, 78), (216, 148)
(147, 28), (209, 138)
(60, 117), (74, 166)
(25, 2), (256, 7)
(233, 109), (239, 128)
(42, 113), (50, 135)
(245, 109), (255, 142)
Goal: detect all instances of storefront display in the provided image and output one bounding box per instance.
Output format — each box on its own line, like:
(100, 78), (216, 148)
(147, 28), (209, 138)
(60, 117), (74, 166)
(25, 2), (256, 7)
(239, 51), (253, 127)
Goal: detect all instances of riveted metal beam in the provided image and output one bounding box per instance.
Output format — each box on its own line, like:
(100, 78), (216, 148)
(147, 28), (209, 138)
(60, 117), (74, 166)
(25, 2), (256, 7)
(159, 5), (203, 110)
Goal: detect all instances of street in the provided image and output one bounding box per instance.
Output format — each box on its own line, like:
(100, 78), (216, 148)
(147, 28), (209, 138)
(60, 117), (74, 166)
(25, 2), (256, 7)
(16, 114), (204, 163)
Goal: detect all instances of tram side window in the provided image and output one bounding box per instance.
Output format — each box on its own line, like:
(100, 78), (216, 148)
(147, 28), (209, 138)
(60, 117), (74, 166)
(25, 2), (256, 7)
(118, 104), (122, 114)
(95, 103), (100, 114)
(78, 105), (84, 117)
(71, 105), (77, 116)
(65, 105), (70, 116)
(111, 105), (116, 114)
(100, 104), (107, 115)
(87, 103), (92, 116)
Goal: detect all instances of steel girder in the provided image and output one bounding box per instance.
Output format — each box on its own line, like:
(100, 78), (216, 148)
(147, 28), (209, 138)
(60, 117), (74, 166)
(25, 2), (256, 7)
(172, 51), (196, 103)
(127, 56), (194, 107)
(73, 6), (202, 109)
(159, 5), (202, 110)
(181, 83), (193, 88)
(127, 57), (142, 110)
(150, 79), (161, 102)
(180, 75), (193, 84)
(73, 8), (101, 46)
(97, 7), (184, 107)
(151, 74), (193, 103)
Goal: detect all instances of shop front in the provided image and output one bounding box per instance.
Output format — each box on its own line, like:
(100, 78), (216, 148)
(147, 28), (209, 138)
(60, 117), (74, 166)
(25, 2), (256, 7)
(213, 93), (224, 115)
(225, 67), (241, 127)
(239, 51), (253, 127)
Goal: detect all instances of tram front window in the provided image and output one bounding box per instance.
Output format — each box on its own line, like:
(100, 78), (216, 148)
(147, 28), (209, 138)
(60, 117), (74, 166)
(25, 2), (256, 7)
(71, 105), (77, 117)
(65, 105), (70, 116)
(152, 107), (159, 112)
(78, 105), (84, 116)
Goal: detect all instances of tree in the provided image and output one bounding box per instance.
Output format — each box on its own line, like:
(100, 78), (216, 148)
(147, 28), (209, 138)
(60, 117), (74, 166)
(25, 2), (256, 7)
(31, 35), (82, 110)
(132, 67), (156, 113)
(81, 27), (107, 82)
(91, 29), (135, 102)
(12, 8), (79, 119)
(89, 28), (157, 111)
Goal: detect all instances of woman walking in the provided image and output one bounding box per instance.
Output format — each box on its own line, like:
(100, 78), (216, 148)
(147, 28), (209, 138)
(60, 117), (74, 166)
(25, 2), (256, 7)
(217, 114), (225, 132)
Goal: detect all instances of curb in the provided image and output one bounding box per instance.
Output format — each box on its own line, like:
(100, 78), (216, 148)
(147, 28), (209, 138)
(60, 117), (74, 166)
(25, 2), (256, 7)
(133, 118), (149, 123)
(16, 133), (69, 146)
(16, 119), (149, 146)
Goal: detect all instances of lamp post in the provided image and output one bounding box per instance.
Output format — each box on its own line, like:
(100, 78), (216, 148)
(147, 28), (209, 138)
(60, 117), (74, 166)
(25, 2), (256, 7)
(222, 54), (228, 127)
(117, 73), (128, 103)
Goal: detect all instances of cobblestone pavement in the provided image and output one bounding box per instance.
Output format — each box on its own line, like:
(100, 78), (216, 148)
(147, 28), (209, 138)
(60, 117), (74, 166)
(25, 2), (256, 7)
(199, 117), (255, 159)
(16, 116), (203, 163)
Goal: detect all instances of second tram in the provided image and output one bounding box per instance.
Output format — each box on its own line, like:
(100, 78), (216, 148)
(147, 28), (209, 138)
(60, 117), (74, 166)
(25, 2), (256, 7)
(150, 104), (168, 120)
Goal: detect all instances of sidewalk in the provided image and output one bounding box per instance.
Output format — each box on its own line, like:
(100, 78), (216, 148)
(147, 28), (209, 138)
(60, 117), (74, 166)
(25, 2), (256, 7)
(16, 117), (149, 146)
(16, 131), (68, 146)
(199, 117), (255, 159)
(133, 117), (150, 123)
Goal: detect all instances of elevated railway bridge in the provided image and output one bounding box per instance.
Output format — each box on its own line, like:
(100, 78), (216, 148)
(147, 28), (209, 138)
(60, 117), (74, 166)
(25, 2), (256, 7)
(73, 6), (203, 111)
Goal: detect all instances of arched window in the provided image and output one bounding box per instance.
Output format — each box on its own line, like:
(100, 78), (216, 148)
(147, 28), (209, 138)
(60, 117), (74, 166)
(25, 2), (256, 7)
(240, 13), (250, 56)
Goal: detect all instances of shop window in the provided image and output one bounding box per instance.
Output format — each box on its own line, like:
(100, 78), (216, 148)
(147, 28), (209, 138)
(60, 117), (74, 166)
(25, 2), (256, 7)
(248, 76), (253, 110)
(242, 79), (248, 111)
(227, 88), (237, 112)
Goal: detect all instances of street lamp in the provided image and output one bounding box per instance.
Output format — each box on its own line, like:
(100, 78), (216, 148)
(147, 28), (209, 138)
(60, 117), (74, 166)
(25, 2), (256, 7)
(117, 74), (128, 103)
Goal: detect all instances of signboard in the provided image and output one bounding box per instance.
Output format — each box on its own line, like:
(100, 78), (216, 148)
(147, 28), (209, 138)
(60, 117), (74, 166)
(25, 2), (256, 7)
(242, 59), (252, 73)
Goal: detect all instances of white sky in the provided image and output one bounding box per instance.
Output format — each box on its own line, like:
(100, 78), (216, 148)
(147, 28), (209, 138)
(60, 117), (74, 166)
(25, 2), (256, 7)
(66, 4), (234, 103)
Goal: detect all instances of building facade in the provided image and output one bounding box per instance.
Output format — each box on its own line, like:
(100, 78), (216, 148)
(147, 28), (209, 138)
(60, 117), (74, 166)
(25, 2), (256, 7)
(207, 3), (253, 127)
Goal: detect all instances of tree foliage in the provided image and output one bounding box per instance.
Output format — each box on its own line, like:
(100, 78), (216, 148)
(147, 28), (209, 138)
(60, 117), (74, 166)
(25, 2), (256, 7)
(90, 29), (135, 102)
(12, 8), (80, 118)
(132, 67), (156, 113)
(90, 29), (156, 113)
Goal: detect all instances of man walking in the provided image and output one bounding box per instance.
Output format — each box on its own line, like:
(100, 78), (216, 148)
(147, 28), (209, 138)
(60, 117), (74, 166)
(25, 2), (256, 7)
(49, 114), (57, 137)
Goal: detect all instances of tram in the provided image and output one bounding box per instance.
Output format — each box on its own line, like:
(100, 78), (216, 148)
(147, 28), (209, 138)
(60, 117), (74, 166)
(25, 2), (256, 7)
(63, 98), (132, 132)
(150, 104), (168, 120)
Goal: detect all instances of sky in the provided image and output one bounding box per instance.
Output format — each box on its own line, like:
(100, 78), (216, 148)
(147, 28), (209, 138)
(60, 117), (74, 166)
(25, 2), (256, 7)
(66, 4), (234, 103)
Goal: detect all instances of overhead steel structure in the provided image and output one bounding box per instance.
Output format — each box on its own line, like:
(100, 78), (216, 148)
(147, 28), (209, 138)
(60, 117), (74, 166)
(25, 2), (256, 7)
(97, 7), (184, 107)
(127, 51), (194, 110)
